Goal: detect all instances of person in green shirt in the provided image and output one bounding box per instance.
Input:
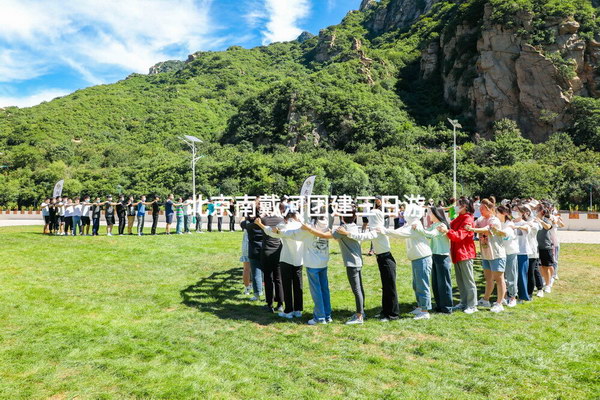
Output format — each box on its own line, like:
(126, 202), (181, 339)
(175, 197), (185, 234)
(421, 207), (453, 314)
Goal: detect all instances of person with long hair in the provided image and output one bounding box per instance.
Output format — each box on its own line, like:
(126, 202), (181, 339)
(379, 203), (433, 320)
(425, 207), (453, 314)
(255, 209), (304, 319)
(496, 204), (519, 307)
(467, 198), (507, 313)
(524, 204), (544, 298)
(445, 197), (478, 314)
(241, 215), (264, 302)
(334, 209), (369, 325)
(279, 216), (332, 325)
(535, 204), (555, 294)
(512, 204), (532, 302)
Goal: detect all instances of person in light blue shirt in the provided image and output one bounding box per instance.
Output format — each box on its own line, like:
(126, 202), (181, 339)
(135, 195), (151, 236)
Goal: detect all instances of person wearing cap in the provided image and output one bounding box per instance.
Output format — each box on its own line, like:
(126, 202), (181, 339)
(347, 196), (400, 322)
(104, 195), (118, 236)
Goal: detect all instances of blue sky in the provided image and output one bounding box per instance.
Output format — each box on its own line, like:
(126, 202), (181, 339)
(0, 0), (361, 108)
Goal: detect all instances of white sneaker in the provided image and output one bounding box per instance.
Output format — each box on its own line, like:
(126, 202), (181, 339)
(536, 290), (544, 298)
(249, 295), (261, 301)
(107, 233), (112, 236)
(507, 298), (517, 308)
(544, 286), (551, 293)
(410, 307), (422, 315)
(490, 303), (504, 313)
(451, 303), (465, 311)
(307, 318), (326, 325)
(550, 277), (555, 287)
(292, 311), (302, 318)
(413, 311), (430, 320)
(326, 317), (333, 323)
(345, 314), (364, 325)
(464, 307), (479, 314)
(501, 299), (508, 306)
(477, 298), (491, 307)
(243, 286), (251, 295)
(278, 312), (294, 319)
(554, 274), (559, 280)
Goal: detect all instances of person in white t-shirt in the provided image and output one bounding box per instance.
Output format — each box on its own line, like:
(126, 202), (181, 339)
(80, 196), (92, 236)
(466, 199), (507, 313)
(40, 198), (51, 234)
(56, 197), (66, 235)
(496, 205), (519, 307)
(72, 197), (83, 236)
(64, 198), (74, 236)
(183, 195), (194, 234)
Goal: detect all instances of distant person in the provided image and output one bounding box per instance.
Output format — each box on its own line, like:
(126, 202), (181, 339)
(81, 196), (92, 236)
(40, 198), (51, 234)
(228, 199), (236, 232)
(104, 195), (117, 236)
(135, 196), (151, 236)
(72, 197), (83, 236)
(183, 195), (193, 234)
(175, 197), (185, 234)
(151, 196), (161, 235)
(56, 196), (66, 235)
(64, 198), (73, 235)
(49, 197), (58, 234)
(207, 199), (215, 232)
(116, 195), (128, 236)
(126, 196), (136, 235)
(91, 197), (102, 236)
(164, 194), (175, 235)
(195, 195), (203, 233)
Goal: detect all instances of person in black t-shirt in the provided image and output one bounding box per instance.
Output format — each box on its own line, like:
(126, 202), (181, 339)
(104, 195), (118, 236)
(116, 195), (128, 235)
(151, 196), (161, 235)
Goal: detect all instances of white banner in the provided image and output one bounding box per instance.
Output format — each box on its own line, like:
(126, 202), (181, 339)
(300, 175), (316, 197)
(52, 180), (64, 198)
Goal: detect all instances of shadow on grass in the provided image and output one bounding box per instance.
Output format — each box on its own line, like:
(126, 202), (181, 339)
(180, 267), (291, 326)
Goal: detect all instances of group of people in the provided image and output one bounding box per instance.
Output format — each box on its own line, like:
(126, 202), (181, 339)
(40, 195), (236, 236)
(238, 195), (565, 325)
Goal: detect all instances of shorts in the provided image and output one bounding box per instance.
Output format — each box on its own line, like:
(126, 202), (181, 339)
(81, 216), (91, 226)
(106, 215), (115, 225)
(44, 216), (51, 224)
(166, 213), (174, 224)
(57, 216), (64, 224)
(539, 249), (555, 267)
(482, 258), (506, 272)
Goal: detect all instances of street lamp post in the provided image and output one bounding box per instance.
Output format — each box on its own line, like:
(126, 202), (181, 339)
(181, 135), (203, 217)
(447, 118), (462, 201)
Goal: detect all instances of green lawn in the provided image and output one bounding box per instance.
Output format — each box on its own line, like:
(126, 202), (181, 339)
(0, 226), (598, 399)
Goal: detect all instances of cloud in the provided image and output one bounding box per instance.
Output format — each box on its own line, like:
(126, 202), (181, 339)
(0, 0), (217, 85)
(0, 89), (71, 108)
(260, 0), (311, 45)
(327, 0), (337, 11)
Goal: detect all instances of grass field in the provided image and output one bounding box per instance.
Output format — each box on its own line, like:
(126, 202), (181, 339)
(0, 226), (598, 399)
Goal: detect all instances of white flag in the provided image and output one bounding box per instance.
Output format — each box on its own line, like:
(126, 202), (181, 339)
(52, 180), (64, 198)
(300, 175), (316, 197)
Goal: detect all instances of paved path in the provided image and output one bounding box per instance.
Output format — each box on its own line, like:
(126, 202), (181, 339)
(1, 220), (600, 244)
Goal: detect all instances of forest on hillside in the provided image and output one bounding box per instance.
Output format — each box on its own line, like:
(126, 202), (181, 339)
(0, 0), (599, 210)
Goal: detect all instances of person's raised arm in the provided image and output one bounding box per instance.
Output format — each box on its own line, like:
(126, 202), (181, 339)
(536, 217), (552, 231)
(301, 223), (333, 239)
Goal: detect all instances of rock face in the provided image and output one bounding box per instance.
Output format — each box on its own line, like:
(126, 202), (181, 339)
(148, 60), (185, 75)
(296, 31), (315, 43)
(366, 0), (440, 34)
(419, 3), (600, 141)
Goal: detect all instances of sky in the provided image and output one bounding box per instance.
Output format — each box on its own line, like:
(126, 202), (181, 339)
(0, 0), (362, 108)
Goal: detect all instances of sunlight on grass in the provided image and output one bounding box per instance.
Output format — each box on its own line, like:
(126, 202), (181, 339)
(0, 226), (598, 399)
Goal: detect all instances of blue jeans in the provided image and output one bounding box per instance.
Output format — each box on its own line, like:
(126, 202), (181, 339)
(505, 254), (518, 298)
(517, 254), (530, 301)
(431, 254), (453, 313)
(306, 267), (331, 322)
(411, 256), (433, 310)
(72, 216), (81, 236)
(249, 258), (263, 296)
(176, 215), (184, 234)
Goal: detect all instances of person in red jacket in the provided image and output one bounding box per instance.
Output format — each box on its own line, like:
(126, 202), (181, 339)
(446, 197), (478, 314)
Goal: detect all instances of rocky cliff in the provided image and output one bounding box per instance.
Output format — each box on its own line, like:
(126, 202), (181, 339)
(364, 0), (600, 141)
